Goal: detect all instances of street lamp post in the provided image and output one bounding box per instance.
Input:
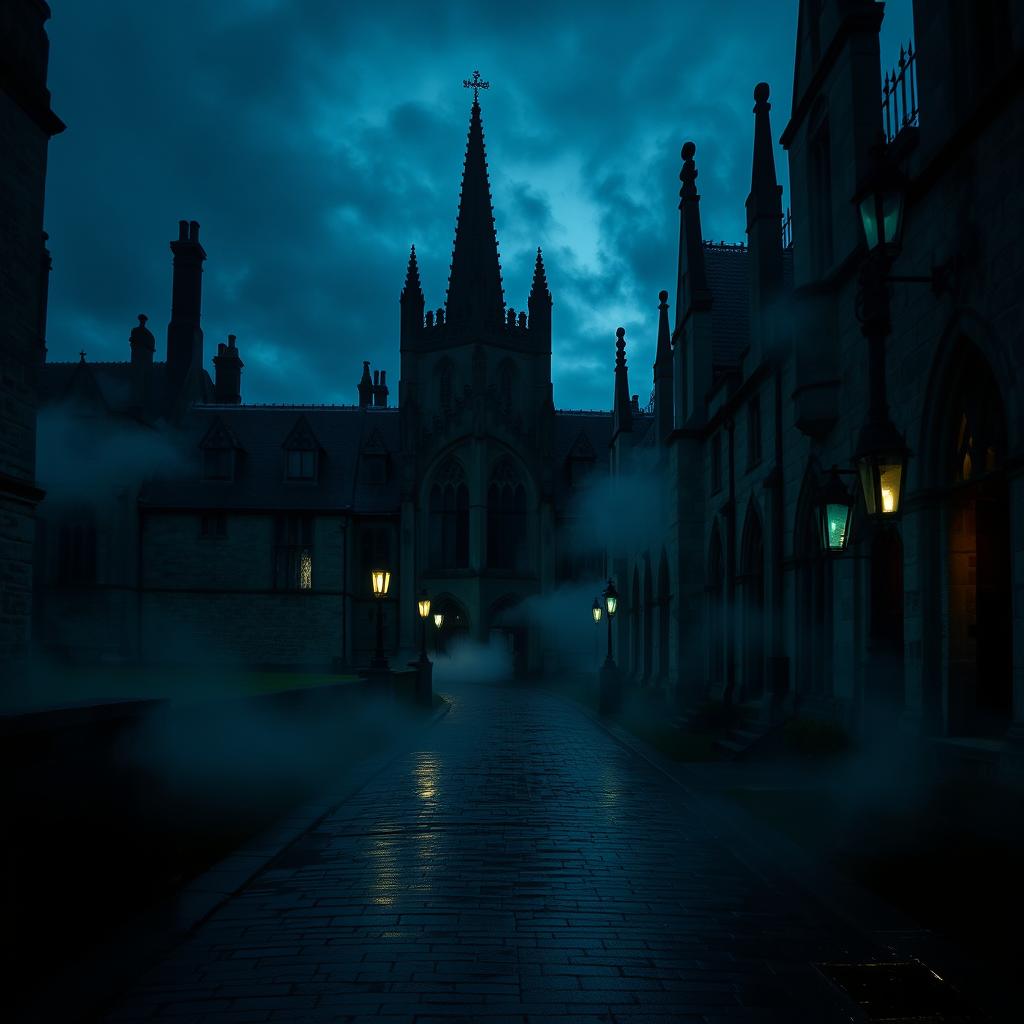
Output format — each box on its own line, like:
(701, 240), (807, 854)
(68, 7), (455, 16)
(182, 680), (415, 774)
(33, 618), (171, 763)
(598, 578), (620, 716)
(413, 590), (433, 709)
(369, 568), (391, 674)
(852, 137), (910, 519)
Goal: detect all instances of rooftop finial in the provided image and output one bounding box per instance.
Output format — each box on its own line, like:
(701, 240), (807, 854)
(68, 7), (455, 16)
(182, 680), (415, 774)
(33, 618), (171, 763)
(615, 326), (626, 368)
(462, 69), (490, 103)
(680, 141), (698, 199)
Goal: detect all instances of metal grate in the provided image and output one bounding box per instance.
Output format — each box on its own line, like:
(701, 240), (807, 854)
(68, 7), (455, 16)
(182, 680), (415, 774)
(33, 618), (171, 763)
(816, 960), (983, 1022)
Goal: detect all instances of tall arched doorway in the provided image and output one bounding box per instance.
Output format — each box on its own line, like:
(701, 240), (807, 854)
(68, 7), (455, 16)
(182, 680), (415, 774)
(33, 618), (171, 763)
(944, 344), (1011, 735)
(431, 594), (470, 655)
(642, 555), (653, 683)
(740, 506), (765, 702)
(867, 527), (904, 724)
(657, 550), (671, 684)
(794, 472), (833, 706)
(707, 526), (725, 696)
(630, 568), (641, 678)
(487, 594), (527, 677)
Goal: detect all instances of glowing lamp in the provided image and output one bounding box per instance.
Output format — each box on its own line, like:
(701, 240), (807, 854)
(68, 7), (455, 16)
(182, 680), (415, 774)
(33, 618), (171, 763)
(817, 466), (855, 553)
(433, 612), (443, 629)
(592, 597), (602, 623)
(370, 569), (391, 597)
(603, 578), (619, 618)
(417, 592), (431, 619)
(856, 453), (905, 518)
(854, 139), (906, 255)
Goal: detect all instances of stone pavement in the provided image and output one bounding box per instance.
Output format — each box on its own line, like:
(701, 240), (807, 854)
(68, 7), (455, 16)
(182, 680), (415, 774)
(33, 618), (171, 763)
(102, 681), (877, 1023)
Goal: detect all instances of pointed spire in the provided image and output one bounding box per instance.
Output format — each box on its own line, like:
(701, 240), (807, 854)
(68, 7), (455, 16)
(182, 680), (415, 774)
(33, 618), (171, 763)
(445, 97), (505, 331)
(746, 83), (783, 366)
(613, 327), (633, 435)
(746, 82), (783, 234)
(401, 245), (423, 301)
(676, 142), (711, 327)
(654, 290), (671, 377)
(529, 247), (551, 304)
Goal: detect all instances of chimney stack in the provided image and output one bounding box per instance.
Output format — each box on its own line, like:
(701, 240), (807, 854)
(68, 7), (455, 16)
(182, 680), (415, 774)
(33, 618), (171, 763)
(213, 333), (243, 404)
(166, 219), (207, 393)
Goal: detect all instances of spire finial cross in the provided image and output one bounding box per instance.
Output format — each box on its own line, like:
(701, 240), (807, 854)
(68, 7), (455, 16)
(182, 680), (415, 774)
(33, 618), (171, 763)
(462, 70), (490, 102)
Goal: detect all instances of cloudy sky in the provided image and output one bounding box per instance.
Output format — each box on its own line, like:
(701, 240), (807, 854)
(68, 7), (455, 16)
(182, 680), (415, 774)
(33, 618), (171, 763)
(43, 0), (912, 411)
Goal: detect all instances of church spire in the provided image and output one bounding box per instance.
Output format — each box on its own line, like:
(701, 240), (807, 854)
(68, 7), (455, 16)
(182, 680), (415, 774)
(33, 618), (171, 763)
(529, 247), (550, 303)
(527, 247), (552, 348)
(400, 244), (425, 349)
(402, 244), (423, 300)
(613, 327), (633, 437)
(445, 91), (505, 332)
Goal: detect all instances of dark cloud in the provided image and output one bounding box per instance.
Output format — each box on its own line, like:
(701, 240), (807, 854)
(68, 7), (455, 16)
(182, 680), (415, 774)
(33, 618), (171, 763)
(44, 0), (914, 412)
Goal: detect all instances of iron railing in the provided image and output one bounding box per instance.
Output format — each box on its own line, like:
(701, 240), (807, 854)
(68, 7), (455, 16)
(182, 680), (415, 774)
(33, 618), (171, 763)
(882, 40), (918, 143)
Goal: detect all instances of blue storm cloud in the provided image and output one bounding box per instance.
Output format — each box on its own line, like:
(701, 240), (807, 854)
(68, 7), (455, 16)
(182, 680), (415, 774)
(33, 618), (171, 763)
(43, 0), (913, 411)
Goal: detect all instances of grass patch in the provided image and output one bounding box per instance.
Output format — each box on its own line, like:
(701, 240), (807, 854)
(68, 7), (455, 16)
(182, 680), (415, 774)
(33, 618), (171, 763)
(7, 666), (361, 711)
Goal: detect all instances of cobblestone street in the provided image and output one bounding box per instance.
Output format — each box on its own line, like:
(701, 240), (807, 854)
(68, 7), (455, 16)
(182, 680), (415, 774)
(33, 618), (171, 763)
(103, 682), (876, 1023)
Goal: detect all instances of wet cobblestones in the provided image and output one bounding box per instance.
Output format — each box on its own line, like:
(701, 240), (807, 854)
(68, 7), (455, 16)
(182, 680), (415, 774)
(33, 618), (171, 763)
(103, 682), (870, 1022)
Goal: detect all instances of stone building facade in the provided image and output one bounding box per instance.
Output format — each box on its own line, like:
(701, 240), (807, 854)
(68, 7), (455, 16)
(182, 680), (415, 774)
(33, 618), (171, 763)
(34, 96), (610, 674)
(0, 0), (63, 669)
(613, 0), (1024, 759)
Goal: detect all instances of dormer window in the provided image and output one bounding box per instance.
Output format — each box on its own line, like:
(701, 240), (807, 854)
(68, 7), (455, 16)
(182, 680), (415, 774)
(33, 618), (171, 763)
(287, 449), (317, 480)
(282, 415), (322, 483)
(203, 447), (234, 481)
(199, 416), (241, 482)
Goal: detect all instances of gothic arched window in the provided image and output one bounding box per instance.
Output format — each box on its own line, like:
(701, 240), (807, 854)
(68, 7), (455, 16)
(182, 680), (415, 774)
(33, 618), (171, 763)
(497, 358), (518, 412)
(428, 458), (469, 570)
(437, 358), (453, 415)
(808, 99), (833, 274)
(486, 458), (527, 571)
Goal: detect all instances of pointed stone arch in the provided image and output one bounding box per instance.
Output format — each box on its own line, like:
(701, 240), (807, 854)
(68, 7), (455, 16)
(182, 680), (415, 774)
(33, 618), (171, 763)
(657, 548), (671, 683)
(793, 463), (833, 703)
(630, 565), (641, 677)
(427, 455), (469, 570)
(917, 326), (1014, 735)
(739, 500), (765, 701)
(642, 552), (654, 682)
(707, 522), (725, 691)
(487, 456), (528, 571)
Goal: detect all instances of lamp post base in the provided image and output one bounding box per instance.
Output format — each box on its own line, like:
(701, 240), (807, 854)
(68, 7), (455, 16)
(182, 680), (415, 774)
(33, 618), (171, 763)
(599, 661), (620, 717)
(411, 654), (433, 711)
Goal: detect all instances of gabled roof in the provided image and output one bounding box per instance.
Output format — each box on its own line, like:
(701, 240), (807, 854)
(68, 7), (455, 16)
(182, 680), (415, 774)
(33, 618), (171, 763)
(38, 359), (215, 420)
(361, 427), (389, 455)
(199, 416), (241, 450)
(141, 406), (400, 513)
(282, 414), (322, 452)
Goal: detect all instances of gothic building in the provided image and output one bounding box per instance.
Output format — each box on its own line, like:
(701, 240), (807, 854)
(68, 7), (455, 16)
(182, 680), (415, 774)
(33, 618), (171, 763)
(0, 0), (63, 668)
(613, 0), (1024, 766)
(34, 91), (610, 673)
(31, 0), (1024, 770)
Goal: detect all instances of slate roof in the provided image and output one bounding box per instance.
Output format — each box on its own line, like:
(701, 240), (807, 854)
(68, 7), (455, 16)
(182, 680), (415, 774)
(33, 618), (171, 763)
(141, 405), (400, 514)
(703, 243), (750, 371)
(702, 242), (795, 373)
(38, 359), (214, 419)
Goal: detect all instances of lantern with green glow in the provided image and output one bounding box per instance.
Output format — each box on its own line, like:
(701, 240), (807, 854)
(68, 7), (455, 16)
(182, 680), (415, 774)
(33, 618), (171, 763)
(854, 138), (906, 256)
(592, 597), (603, 623)
(603, 578), (618, 618)
(817, 467), (855, 553)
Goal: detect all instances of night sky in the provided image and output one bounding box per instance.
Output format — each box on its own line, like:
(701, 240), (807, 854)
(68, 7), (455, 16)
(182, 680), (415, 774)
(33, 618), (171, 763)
(43, 1), (912, 412)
